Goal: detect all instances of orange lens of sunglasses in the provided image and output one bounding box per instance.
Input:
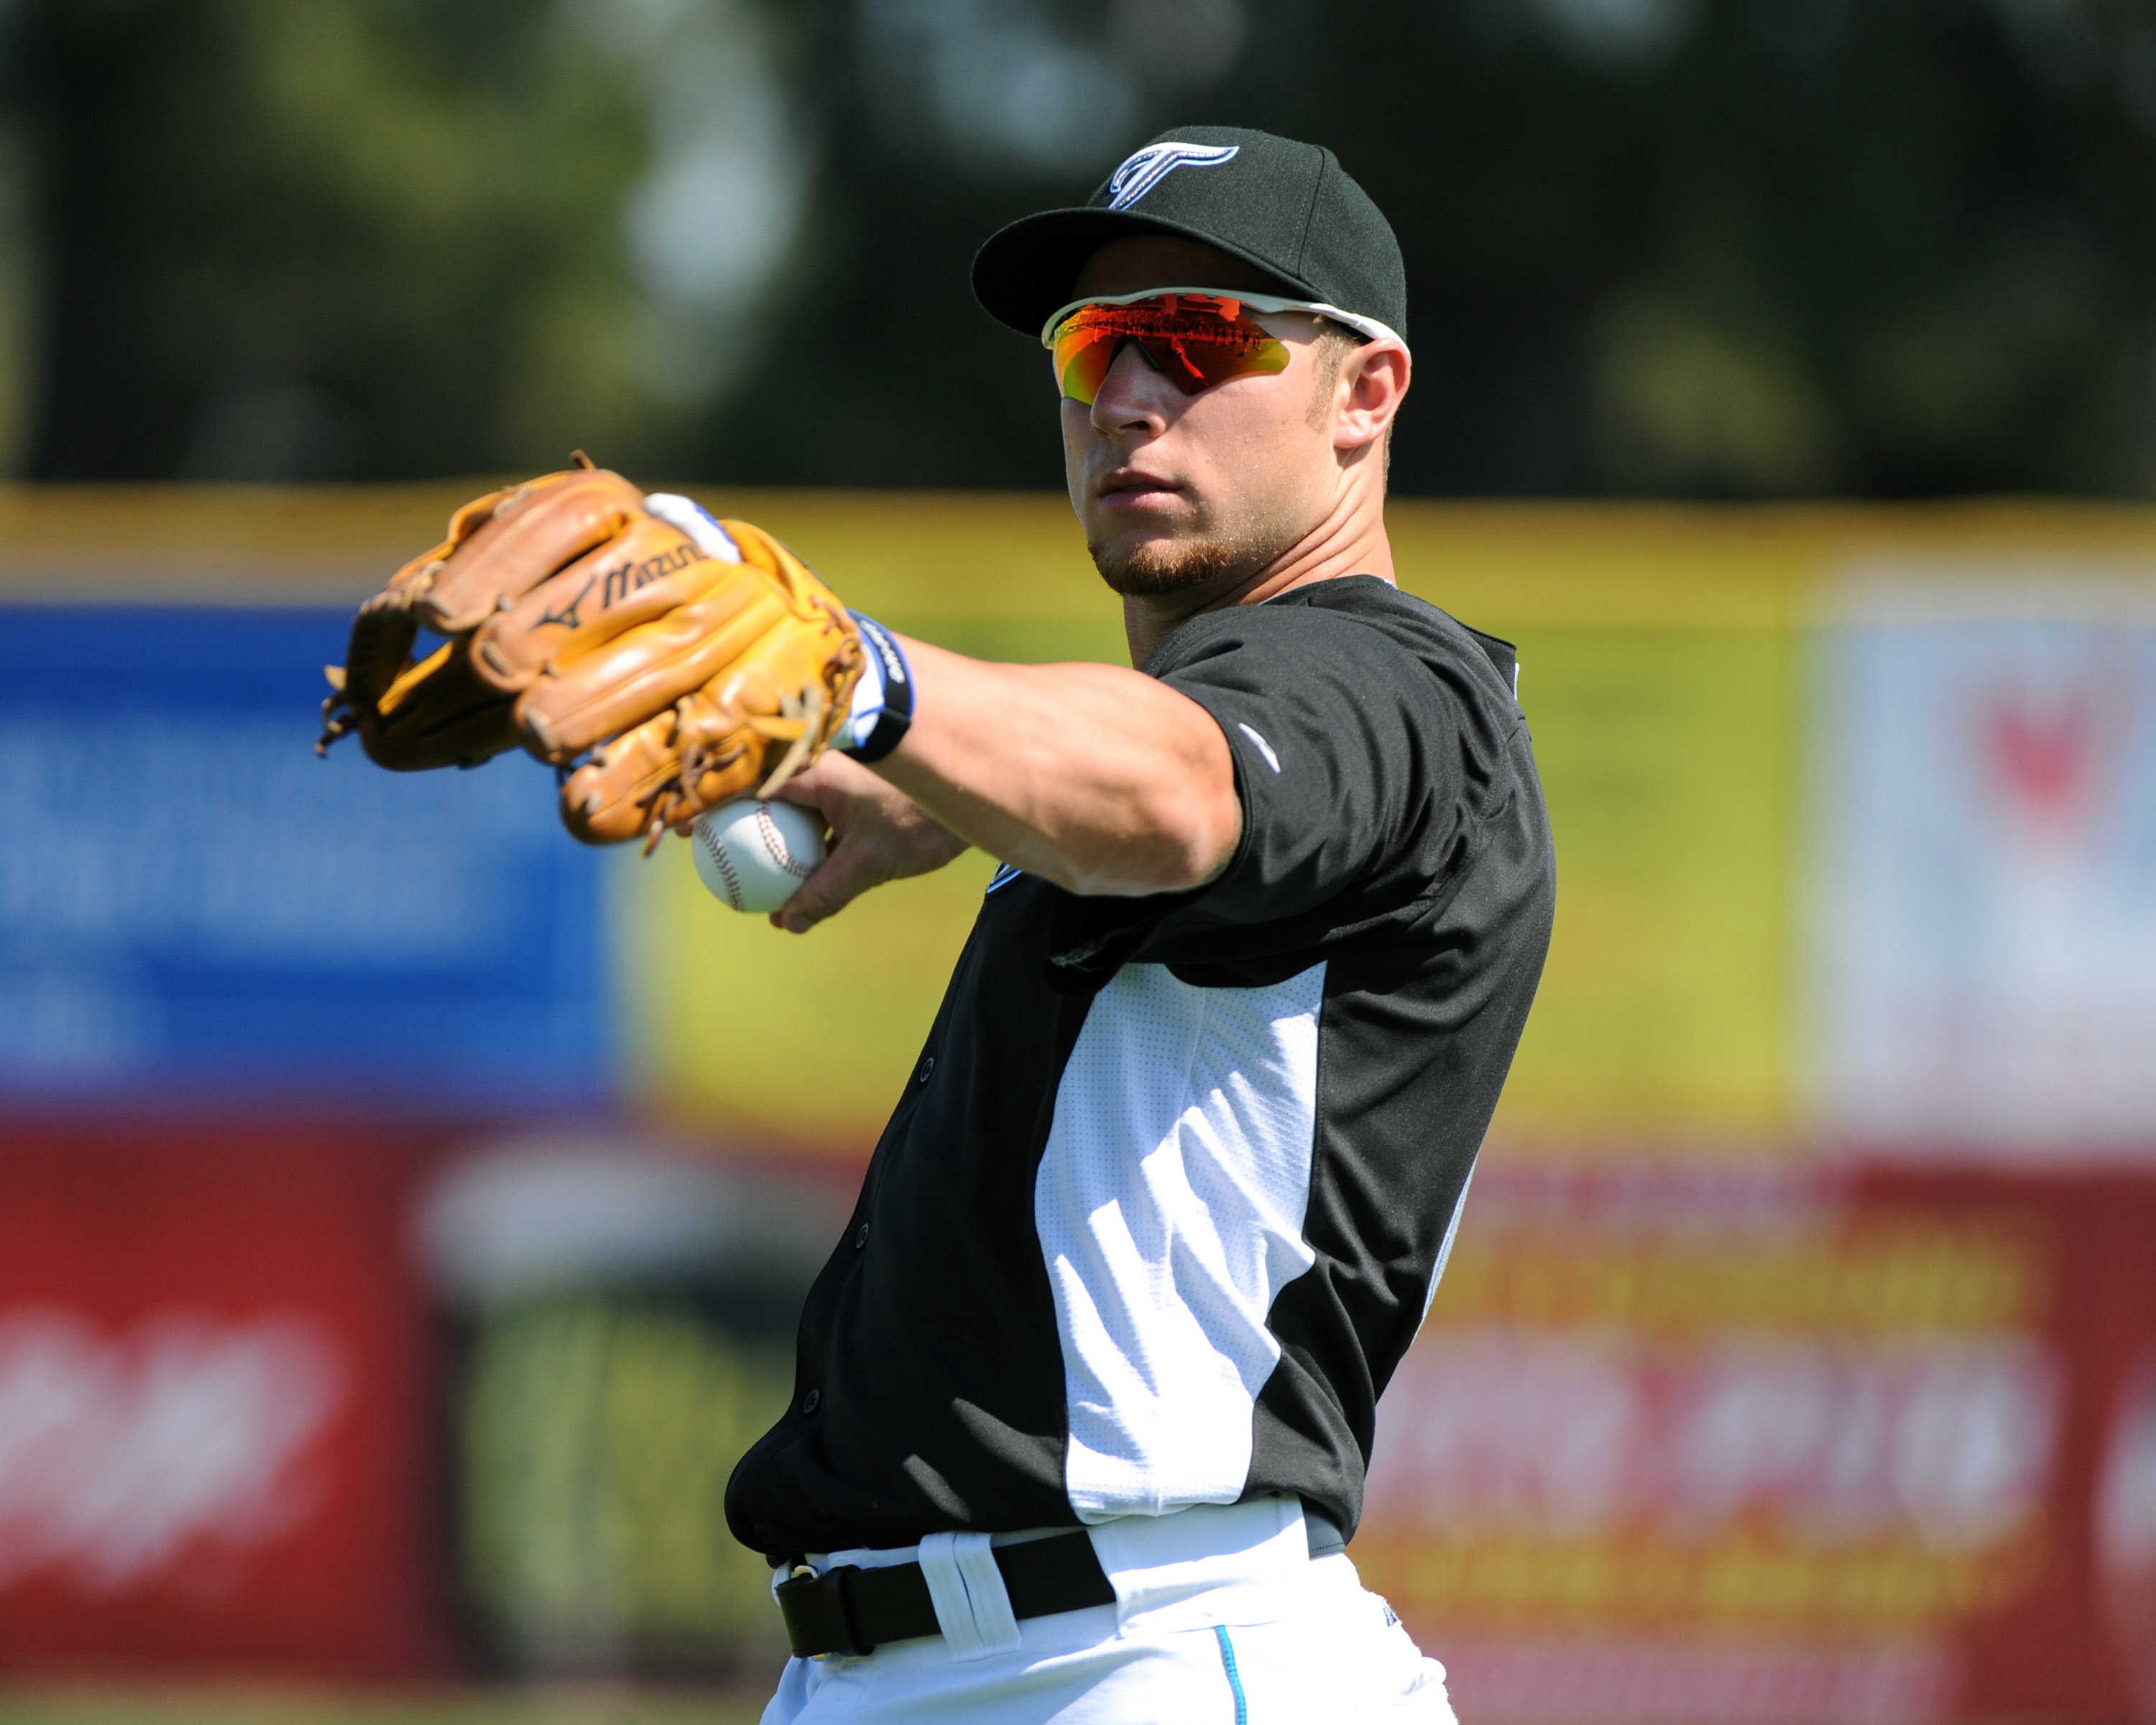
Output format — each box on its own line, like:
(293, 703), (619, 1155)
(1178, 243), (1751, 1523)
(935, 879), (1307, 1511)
(1051, 294), (1291, 405)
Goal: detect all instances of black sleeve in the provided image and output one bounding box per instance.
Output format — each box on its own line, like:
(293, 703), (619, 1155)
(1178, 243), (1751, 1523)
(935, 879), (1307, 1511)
(1041, 605), (1468, 990)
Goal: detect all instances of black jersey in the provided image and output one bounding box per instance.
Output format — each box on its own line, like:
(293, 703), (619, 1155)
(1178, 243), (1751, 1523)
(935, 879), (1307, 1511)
(727, 575), (1556, 1561)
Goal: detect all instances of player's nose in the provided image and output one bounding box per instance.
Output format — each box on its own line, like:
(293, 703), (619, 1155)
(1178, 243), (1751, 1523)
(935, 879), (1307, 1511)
(1089, 341), (1174, 438)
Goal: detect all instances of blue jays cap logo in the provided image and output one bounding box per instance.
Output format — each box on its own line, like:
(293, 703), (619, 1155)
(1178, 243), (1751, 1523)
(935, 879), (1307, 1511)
(1105, 141), (1240, 211)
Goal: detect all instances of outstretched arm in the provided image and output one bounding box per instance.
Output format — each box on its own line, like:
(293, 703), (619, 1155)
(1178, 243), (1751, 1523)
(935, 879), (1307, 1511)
(877, 637), (1240, 896)
(771, 635), (1240, 932)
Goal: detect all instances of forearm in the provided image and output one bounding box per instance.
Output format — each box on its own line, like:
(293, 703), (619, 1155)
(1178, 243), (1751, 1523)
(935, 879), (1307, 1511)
(871, 635), (1240, 896)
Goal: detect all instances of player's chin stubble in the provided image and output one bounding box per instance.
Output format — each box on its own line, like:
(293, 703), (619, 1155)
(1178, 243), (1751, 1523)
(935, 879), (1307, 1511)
(1087, 512), (1303, 599)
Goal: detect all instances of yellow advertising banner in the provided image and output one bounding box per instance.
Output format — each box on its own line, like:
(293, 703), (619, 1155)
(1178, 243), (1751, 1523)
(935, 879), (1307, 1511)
(604, 494), (2156, 1158)
(611, 492), (1123, 1153)
(1, 485), (2147, 1155)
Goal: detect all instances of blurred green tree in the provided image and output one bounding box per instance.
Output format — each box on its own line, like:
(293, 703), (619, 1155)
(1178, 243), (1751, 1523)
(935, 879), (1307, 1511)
(6, 0), (2156, 495)
(714, 0), (2156, 497)
(9, 0), (663, 479)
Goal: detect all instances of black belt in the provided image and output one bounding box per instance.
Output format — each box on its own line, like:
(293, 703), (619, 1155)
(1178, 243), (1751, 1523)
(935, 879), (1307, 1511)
(775, 1504), (1347, 1658)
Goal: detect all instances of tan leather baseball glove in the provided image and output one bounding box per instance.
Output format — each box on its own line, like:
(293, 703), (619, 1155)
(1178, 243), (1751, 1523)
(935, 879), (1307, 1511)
(316, 460), (863, 847)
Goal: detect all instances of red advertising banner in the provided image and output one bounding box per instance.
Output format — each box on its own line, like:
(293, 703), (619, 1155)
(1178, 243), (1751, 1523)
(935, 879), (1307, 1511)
(0, 1121), (456, 1678)
(1361, 1164), (2156, 1725)
(8, 1122), (2156, 1717)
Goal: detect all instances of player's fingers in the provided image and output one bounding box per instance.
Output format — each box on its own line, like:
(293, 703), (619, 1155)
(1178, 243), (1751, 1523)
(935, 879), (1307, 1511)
(773, 750), (875, 822)
(770, 863), (856, 933)
(770, 768), (839, 827)
(773, 830), (895, 933)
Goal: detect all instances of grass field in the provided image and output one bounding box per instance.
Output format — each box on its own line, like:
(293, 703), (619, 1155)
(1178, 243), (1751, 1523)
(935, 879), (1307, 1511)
(0, 1690), (764, 1725)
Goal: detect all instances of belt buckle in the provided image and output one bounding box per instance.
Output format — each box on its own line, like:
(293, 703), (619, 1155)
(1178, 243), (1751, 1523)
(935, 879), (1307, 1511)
(775, 1561), (873, 1658)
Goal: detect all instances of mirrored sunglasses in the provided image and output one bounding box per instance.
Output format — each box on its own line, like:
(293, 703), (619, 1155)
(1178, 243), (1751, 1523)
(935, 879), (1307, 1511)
(1041, 288), (1401, 406)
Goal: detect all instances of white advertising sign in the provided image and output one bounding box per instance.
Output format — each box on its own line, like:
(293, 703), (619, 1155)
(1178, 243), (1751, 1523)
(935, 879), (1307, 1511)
(1812, 570), (2156, 1154)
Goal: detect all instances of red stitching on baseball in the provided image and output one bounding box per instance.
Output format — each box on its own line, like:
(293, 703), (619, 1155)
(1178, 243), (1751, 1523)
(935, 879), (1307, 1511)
(757, 804), (816, 880)
(698, 820), (747, 911)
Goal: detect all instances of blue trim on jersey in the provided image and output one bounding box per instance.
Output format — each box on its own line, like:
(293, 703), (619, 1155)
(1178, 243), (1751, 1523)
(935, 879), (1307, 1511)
(1214, 1626), (1249, 1725)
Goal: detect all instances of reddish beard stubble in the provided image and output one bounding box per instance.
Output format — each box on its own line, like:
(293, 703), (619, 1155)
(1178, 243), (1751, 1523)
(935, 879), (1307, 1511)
(1087, 511), (1304, 599)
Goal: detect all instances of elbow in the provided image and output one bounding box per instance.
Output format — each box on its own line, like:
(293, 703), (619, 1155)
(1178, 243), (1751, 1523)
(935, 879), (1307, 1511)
(1149, 800), (1240, 893)
(1060, 791), (1240, 898)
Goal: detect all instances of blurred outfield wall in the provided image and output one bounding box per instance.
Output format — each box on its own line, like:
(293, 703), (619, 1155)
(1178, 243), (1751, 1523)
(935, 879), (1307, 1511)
(4, 491), (2156, 1714)
(617, 493), (2156, 1160)
(1, 485), (2152, 1149)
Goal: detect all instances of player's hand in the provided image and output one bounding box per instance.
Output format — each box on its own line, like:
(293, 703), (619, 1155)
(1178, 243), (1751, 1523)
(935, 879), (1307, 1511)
(769, 753), (968, 933)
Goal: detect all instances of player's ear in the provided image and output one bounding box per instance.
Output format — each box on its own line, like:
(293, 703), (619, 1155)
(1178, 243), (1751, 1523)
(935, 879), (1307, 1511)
(1337, 341), (1409, 454)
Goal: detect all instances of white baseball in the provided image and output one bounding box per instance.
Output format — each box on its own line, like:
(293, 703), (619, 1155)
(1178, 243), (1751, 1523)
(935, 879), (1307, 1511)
(688, 799), (826, 914)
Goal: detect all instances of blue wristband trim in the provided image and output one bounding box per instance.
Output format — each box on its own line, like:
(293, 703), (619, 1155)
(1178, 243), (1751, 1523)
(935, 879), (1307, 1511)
(842, 612), (914, 763)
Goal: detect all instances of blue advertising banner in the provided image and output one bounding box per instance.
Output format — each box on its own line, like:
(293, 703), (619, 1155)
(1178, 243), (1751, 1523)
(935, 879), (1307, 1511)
(0, 607), (610, 1105)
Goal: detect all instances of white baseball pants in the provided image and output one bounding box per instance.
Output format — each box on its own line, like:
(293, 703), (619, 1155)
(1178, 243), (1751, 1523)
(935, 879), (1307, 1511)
(757, 1496), (1455, 1724)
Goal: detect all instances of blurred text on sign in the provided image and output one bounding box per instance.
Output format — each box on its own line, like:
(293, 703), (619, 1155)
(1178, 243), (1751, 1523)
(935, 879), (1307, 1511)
(0, 1123), (453, 1675)
(0, 1308), (344, 1595)
(1363, 1167), (2156, 1724)
(0, 607), (609, 1105)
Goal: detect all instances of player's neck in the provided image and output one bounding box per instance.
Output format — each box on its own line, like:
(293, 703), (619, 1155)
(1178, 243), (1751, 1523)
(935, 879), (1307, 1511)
(1121, 489), (1393, 666)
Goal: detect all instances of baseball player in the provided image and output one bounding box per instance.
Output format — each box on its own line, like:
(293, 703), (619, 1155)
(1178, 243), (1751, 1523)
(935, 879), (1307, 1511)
(323, 125), (1553, 1723)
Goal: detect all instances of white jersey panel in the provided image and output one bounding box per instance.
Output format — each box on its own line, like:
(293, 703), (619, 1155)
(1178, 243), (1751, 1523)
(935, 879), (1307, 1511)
(1034, 960), (1325, 1521)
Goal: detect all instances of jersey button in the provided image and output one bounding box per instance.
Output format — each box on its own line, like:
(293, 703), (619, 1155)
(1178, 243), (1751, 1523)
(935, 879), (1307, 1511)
(916, 1054), (936, 1085)
(853, 1222), (870, 1251)
(801, 1388), (821, 1416)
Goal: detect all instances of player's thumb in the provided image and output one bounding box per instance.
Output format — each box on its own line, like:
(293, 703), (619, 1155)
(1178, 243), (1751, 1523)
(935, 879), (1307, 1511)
(771, 844), (879, 934)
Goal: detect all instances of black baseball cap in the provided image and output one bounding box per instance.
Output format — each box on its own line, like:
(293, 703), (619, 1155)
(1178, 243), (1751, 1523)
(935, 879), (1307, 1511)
(972, 126), (1408, 349)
